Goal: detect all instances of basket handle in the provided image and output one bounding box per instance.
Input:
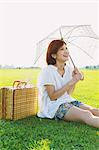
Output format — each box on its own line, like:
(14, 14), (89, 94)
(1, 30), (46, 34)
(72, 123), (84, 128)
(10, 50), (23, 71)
(13, 80), (21, 87)
(13, 80), (27, 88)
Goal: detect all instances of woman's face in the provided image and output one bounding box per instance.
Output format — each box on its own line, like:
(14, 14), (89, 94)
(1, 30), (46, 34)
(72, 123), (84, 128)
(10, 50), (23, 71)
(56, 44), (69, 63)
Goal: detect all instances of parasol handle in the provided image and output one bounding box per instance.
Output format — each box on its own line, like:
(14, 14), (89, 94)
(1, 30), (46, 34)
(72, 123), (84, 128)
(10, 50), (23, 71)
(69, 55), (84, 80)
(69, 55), (76, 69)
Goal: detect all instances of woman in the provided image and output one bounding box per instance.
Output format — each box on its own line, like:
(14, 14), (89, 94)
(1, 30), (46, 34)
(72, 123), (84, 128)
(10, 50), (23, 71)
(37, 39), (99, 128)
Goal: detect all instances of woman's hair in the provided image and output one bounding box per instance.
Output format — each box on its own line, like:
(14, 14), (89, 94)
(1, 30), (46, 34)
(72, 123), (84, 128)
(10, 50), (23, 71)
(46, 39), (66, 65)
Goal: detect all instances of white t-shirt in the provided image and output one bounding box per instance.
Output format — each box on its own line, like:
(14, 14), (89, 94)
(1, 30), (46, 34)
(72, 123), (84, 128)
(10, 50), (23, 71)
(37, 64), (76, 119)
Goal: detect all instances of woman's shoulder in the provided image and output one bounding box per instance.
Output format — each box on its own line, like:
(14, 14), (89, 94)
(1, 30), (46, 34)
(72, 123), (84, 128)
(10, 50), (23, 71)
(41, 65), (56, 72)
(37, 65), (56, 85)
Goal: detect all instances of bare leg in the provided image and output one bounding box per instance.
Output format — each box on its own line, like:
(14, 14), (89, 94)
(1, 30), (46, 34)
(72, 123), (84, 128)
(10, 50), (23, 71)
(79, 103), (99, 117)
(64, 106), (99, 128)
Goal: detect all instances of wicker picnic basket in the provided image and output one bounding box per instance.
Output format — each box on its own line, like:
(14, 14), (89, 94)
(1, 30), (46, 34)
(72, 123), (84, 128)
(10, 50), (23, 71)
(0, 88), (2, 119)
(0, 81), (38, 120)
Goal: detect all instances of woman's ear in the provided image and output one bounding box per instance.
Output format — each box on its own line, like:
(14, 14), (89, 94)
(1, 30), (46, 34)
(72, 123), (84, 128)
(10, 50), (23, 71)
(51, 54), (56, 59)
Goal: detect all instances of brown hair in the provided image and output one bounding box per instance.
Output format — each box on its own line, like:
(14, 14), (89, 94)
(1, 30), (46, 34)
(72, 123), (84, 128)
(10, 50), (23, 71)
(46, 40), (66, 65)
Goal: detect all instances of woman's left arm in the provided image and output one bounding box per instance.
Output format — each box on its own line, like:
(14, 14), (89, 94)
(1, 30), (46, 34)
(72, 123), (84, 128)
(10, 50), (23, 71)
(67, 84), (75, 95)
(67, 67), (84, 95)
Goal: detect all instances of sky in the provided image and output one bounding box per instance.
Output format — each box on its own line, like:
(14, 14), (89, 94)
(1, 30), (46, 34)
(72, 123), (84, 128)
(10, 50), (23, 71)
(0, 0), (99, 67)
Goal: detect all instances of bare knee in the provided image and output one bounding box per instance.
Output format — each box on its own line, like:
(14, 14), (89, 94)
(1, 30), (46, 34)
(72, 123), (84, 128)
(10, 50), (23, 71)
(82, 110), (93, 123)
(91, 108), (99, 116)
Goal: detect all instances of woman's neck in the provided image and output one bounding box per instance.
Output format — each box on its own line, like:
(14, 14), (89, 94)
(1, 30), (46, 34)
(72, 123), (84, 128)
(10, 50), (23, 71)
(54, 62), (65, 71)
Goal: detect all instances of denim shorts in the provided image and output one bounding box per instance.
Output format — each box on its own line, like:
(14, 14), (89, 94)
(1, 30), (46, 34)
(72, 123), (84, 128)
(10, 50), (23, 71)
(54, 101), (83, 120)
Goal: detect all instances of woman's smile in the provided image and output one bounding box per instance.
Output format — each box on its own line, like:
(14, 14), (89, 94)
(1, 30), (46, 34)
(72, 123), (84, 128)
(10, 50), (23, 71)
(63, 54), (69, 58)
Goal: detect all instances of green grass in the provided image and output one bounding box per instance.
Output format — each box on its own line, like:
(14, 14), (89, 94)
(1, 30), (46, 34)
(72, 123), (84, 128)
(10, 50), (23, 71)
(0, 69), (99, 150)
(72, 70), (99, 108)
(0, 68), (40, 86)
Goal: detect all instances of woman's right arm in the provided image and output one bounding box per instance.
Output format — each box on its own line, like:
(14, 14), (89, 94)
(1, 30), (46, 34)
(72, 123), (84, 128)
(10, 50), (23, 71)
(45, 73), (82, 101)
(67, 67), (84, 95)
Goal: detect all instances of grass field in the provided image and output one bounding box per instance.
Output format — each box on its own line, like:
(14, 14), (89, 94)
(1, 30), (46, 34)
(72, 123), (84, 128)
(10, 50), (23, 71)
(0, 69), (99, 150)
